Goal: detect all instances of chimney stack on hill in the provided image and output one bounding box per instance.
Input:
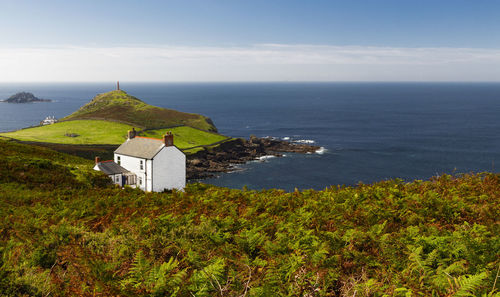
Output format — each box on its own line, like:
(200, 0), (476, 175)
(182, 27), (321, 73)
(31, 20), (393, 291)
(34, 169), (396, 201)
(95, 156), (101, 164)
(127, 128), (136, 140)
(163, 132), (174, 147)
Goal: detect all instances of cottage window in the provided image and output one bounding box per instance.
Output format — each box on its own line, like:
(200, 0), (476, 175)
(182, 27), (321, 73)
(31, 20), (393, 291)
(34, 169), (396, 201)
(117, 156), (121, 165)
(115, 176), (120, 183)
(140, 160), (144, 170)
(139, 177), (142, 185)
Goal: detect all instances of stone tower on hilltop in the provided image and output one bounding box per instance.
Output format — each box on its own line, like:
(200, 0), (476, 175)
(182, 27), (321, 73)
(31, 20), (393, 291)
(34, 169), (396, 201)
(117, 81), (120, 90)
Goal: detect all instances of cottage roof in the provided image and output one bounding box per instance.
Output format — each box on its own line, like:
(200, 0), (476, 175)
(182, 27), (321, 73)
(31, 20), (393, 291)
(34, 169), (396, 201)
(96, 161), (130, 175)
(114, 137), (165, 159)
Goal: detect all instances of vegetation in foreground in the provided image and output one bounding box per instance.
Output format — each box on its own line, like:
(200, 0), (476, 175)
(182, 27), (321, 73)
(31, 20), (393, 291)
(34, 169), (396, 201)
(0, 138), (499, 296)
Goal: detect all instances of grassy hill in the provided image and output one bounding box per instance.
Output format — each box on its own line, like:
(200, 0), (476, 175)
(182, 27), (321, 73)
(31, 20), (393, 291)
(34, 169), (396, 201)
(63, 90), (217, 132)
(0, 89), (231, 155)
(1, 138), (500, 296)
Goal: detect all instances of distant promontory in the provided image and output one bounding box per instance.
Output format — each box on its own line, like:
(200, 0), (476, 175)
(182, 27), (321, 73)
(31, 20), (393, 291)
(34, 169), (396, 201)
(1, 92), (52, 103)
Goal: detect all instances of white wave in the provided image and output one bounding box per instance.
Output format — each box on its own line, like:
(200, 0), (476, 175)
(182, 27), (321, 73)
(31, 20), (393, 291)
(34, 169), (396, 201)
(315, 147), (327, 154)
(293, 139), (316, 144)
(258, 155), (276, 161)
(263, 136), (278, 140)
(282, 136), (290, 141)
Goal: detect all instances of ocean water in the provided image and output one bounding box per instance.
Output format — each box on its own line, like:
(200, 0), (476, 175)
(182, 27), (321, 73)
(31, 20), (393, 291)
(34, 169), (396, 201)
(1, 82), (499, 191)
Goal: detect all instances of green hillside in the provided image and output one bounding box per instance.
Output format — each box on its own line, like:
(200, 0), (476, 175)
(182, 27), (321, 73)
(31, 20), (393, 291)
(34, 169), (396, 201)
(140, 126), (230, 151)
(1, 138), (500, 296)
(63, 90), (217, 132)
(1, 120), (229, 150)
(0, 89), (229, 156)
(1, 120), (139, 145)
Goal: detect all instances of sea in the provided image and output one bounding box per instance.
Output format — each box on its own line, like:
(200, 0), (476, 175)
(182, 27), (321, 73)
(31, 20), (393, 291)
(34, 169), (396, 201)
(1, 82), (499, 191)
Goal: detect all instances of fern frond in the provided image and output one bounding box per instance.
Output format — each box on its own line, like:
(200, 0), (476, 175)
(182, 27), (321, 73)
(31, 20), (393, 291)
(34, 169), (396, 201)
(454, 272), (488, 297)
(131, 250), (150, 277)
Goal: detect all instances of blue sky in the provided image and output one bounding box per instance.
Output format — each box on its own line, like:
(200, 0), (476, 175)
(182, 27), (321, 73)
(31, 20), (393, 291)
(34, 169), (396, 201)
(1, 0), (499, 81)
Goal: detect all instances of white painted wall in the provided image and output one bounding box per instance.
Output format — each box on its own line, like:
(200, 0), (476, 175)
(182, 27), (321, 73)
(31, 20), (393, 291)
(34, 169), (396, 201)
(152, 146), (186, 191)
(115, 153), (147, 191)
(146, 159), (153, 191)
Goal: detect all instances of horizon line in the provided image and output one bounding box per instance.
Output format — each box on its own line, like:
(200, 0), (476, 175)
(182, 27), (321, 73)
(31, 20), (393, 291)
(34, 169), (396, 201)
(1, 80), (500, 84)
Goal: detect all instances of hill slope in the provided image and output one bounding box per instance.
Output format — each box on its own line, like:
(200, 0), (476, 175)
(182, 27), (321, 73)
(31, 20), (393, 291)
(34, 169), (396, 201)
(1, 138), (500, 296)
(1, 120), (139, 145)
(1, 120), (228, 148)
(63, 90), (217, 132)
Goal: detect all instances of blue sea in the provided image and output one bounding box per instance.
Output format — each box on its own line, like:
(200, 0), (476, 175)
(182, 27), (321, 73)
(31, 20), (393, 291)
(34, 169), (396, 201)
(1, 82), (499, 191)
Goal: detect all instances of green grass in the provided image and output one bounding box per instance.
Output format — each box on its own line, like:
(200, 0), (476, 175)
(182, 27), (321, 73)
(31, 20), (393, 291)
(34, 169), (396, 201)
(140, 126), (230, 149)
(1, 120), (231, 151)
(0, 120), (138, 145)
(63, 90), (217, 132)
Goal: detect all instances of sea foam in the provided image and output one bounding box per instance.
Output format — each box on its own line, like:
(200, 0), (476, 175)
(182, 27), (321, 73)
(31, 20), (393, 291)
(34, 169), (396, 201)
(257, 155), (276, 161)
(293, 139), (316, 144)
(315, 147), (327, 154)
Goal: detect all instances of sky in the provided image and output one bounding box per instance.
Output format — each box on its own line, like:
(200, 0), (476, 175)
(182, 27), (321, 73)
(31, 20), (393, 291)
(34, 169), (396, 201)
(1, 0), (499, 82)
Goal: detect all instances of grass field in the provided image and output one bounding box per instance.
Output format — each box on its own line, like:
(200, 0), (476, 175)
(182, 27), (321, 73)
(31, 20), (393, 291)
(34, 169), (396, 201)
(140, 126), (230, 149)
(0, 120), (137, 145)
(1, 120), (231, 151)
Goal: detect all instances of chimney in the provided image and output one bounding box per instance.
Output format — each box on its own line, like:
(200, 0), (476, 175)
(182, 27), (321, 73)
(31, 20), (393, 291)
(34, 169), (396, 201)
(117, 81), (120, 90)
(163, 132), (174, 146)
(95, 156), (101, 164)
(127, 128), (136, 139)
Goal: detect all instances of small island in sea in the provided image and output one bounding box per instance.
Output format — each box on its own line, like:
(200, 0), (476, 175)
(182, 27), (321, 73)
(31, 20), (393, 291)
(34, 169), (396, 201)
(1, 92), (52, 103)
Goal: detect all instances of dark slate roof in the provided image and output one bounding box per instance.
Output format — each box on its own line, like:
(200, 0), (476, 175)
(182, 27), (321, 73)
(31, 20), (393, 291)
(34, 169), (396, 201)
(114, 137), (165, 159)
(97, 161), (130, 175)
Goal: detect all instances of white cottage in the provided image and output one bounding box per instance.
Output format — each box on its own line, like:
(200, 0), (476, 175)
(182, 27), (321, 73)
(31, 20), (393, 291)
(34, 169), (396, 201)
(94, 130), (186, 191)
(40, 116), (58, 125)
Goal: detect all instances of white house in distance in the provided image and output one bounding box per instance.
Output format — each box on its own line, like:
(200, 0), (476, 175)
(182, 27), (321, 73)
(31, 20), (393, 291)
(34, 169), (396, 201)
(40, 116), (58, 125)
(94, 129), (186, 191)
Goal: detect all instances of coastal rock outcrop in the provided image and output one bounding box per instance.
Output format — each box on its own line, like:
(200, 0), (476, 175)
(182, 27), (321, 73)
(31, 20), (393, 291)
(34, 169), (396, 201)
(2, 92), (52, 103)
(186, 136), (320, 179)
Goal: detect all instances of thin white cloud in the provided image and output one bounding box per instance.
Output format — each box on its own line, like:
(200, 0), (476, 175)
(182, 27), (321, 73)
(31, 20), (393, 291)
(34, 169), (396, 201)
(0, 44), (499, 81)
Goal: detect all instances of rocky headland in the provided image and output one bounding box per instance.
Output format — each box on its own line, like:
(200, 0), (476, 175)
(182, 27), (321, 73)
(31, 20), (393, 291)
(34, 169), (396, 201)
(187, 136), (320, 179)
(2, 92), (52, 103)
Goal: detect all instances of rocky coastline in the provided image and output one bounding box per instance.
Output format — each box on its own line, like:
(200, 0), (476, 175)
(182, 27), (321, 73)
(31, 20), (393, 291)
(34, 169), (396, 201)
(187, 136), (320, 179)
